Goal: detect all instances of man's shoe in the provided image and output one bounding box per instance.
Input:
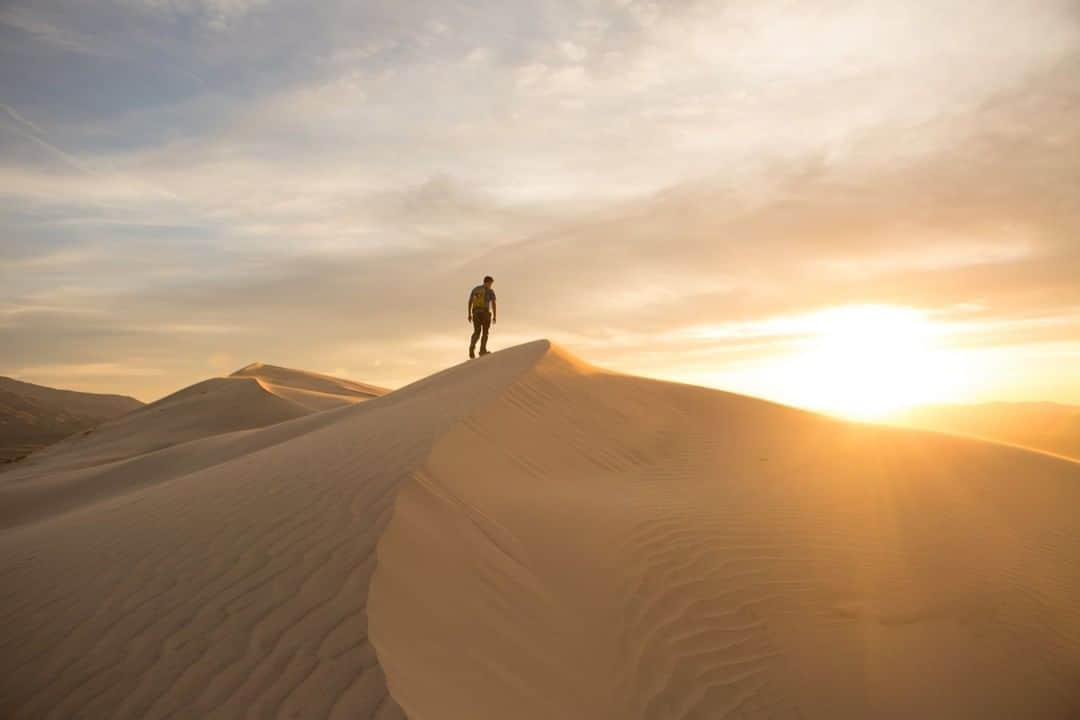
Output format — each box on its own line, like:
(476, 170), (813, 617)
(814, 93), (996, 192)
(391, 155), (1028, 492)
(469, 350), (476, 359)
(479, 349), (491, 356)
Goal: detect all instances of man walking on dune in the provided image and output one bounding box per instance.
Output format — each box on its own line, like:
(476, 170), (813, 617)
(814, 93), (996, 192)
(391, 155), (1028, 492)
(467, 275), (497, 359)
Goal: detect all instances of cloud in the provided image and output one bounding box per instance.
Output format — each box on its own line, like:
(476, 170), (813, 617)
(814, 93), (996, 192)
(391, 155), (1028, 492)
(0, 303), (106, 323)
(12, 362), (165, 378)
(118, 0), (271, 30)
(2, 246), (105, 270)
(0, 166), (179, 208)
(464, 47), (491, 64)
(0, 5), (113, 56)
(206, 351), (234, 373)
(1, 0), (1078, 402)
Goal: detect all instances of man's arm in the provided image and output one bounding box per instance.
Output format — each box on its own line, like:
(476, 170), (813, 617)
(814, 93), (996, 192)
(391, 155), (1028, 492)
(492, 299), (497, 324)
(467, 292), (473, 322)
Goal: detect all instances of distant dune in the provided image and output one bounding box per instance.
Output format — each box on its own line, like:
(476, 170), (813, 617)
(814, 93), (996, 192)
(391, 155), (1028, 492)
(231, 361), (386, 411)
(0, 376), (143, 463)
(0, 364), (387, 529)
(12, 363), (385, 474)
(891, 401), (1080, 461)
(1, 342), (1077, 719)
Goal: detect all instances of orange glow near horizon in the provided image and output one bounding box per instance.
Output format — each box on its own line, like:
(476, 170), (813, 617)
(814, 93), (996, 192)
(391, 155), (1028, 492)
(689, 305), (993, 421)
(789, 305), (960, 419)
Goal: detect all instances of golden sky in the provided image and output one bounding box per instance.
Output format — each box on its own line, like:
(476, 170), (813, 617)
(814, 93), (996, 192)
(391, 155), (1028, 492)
(1, 0), (1078, 417)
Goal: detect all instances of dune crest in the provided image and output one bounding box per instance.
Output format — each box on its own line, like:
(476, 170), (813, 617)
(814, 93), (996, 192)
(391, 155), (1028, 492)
(1, 340), (1078, 719)
(5, 376), (308, 478)
(231, 362), (386, 411)
(891, 401), (1080, 462)
(0, 341), (549, 718)
(10, 364), (386, 475)
(368, 342), (1080, 719)
(0, 364), (388, 533)
(0, 376), (143, 463)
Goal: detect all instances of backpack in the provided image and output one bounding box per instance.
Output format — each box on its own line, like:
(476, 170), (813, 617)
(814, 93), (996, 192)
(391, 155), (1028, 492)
(470, 286), (488, 311)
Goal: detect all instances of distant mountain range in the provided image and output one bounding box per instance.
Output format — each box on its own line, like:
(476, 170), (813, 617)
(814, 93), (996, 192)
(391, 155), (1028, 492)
(0, 377), (144, 464)
(889, 401), (1080, 461)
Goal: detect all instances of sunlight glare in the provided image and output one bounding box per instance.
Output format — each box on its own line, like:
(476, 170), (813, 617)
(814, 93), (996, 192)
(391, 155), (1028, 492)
(777, 305), (959, 420)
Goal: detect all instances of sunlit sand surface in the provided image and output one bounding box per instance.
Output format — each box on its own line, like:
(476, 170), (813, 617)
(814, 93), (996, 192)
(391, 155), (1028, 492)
(2, 342), (1078, 718)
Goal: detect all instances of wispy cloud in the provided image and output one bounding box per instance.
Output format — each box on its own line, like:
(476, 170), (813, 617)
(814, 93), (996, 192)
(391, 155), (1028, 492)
(0, 303), (106, 320)
(0, 103), (94, 173)
(12, 362), (165, 378)
(121, 0), (271, 29)
(2, 246), (105, 270)
(1, 0), (1077, 403)
(0, 5), (114, 57)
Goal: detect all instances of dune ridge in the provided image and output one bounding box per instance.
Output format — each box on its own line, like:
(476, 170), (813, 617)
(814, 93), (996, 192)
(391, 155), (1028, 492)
(368, 342), (1080, 719)
(891, 401), (1080, 462)
(12, 376), (310, 474)
(0, 376), (142, 418)
(0, 341), (549, 719)
(0, 376), (143, 463)
(5, 363), (387, 485)
(1, 340), (1078, 719)
(231, 362), (387, 412)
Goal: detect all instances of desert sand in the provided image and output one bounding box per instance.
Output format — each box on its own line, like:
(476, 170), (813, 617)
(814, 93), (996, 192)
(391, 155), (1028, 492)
(1, 341), (1078, 719)
(0, 365), (386, 534)
(0, 376), (143, 463)
(230, 362), (386, 412)
(891, 402), (1080, 463)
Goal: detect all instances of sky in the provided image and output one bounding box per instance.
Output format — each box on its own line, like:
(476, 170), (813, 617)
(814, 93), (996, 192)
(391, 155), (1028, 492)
(1, 0), (1078, 417)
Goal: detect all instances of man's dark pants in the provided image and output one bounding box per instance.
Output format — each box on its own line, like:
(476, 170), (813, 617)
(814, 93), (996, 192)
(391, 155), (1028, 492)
(470, 309), (491, 355)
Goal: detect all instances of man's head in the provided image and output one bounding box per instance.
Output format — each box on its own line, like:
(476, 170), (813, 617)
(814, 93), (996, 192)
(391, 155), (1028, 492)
(483, 275), (494, 287)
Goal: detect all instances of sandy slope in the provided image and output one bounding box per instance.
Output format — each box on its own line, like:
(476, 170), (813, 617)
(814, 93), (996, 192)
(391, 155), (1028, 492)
(368, 343), (1080, 719)
(10, 364), (385, 477)
(231, 362), (387, 412)
(891, 401), (1080, 462)
(0, 376), (142, 419)
(12, 377), (310, 474)
(0, 342), (544, 719)
(0, 369), (360, 529)
(0, 376), (143, 462)
(1, 341), (1078, 719)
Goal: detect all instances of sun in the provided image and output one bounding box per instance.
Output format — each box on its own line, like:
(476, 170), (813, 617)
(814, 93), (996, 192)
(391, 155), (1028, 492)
(784, 305), (954, 420)
(679, 304), (987, 421)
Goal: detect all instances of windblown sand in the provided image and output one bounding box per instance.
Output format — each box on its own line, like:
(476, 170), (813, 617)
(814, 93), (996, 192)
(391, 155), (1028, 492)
(2, 341), (1078, 718)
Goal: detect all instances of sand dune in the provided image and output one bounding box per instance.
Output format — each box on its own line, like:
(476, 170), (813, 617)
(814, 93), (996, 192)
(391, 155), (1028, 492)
(9, 376), (310, 474)
(0, 365), (387, 532)
(370, 343), (1080, 718)
(231, 362), (386, 412)
(0, 344), (540, 718)
(891, 401), (1080, 462)
(0, 376), (143, 463)
(0, 400), (348, 530)
(12, 364), (384, 476)
(2, 341), (1078, 719)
